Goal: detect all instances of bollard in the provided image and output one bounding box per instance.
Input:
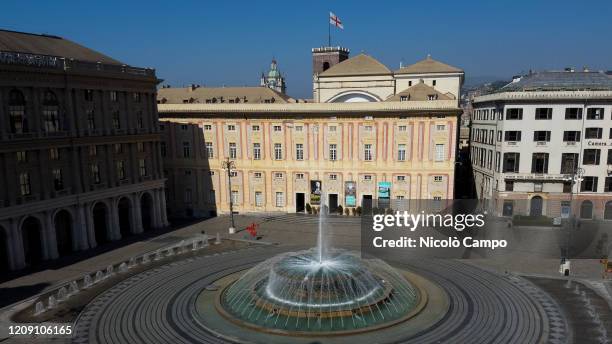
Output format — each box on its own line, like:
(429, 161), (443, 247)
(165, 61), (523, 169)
(119, 262), (128, 273)
(166, 247), (174, 257)
(106, 265), (114, 277)
(48, 295), (57, 309)
(69, 281), (79, 295)
(155, 250), (163, 261)
(83, 274), (93, 289)
(34, 301), (45, 315)
(128, 257), (136, 268)
(192, 240), (199, 251)
(214, 232), (222, 245)
(57, 287), (68, 301)
(94, 271), (104, 283)
(142, 254), (150, 264)
(202, 234), (209, 247)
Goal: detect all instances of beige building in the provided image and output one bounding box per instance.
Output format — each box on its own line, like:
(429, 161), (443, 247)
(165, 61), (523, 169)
(0, 30), (168, 271)
(158, 47), (463, 217)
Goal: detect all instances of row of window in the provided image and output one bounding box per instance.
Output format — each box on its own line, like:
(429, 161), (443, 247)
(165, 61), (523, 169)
(7, 89), (148, 135)
(197, 123), (445, 133)
(473, 107), (608, 121)
(472, 148), (612, 175)
(502, 176), (612, 193)
(175, 141), (447, 162)
(472, 127), (612, 145)
(13, 142), (148, 165)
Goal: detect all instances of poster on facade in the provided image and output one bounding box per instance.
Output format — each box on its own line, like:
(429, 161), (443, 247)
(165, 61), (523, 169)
(345, 181), (356, 207)
(377, 181), (391, 200)
(310, 180), (322, 205)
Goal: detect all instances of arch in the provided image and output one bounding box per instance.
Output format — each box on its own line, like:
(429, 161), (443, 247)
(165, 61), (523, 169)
(580, 200), (593, 219)
(118, 197), (133, 237)
(92, 202), (110, 245)
(0, 225), (9, 272)
(605, 201), (612, 220)
(42, 89), (60, 132)
(21, 216), (43, 266)
(327, 90), (383, 103)
(529, 196), (543, 216)
(140, 192), (154, 231)
(54, 209), (73, 257)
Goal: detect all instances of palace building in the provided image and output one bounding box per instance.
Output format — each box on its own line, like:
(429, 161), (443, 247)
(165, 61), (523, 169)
(471, 70), (612, 219)
(158, 47), (463, 217)
(0, 30), (168, 271)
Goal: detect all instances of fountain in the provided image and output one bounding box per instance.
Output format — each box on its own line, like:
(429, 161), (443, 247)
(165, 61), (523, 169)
(215, 193), (423, 334)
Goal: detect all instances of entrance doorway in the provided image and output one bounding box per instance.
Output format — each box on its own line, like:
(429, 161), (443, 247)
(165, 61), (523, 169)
(328, 194), (338, 213)
(93, 203), (109, 245)
(530, 196), (543, 216)
(118, 198), (132, 238)
(295, 193), (305, 213)
(54, 210), (73, 257)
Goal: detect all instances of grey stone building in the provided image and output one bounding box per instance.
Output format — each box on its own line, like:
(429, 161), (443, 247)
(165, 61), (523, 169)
(0, 29), (168, 271)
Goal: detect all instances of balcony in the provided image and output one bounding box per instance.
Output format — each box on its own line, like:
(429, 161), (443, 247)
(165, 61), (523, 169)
(52, 188), (71, 198)
(535, 141), (548, 146)
(503, 173), (567, 182)
(16, 194), (39, 205)
(89, 182), (107, 191)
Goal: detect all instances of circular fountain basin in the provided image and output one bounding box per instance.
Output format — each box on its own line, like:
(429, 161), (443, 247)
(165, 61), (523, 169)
(215, 248), (424, 335)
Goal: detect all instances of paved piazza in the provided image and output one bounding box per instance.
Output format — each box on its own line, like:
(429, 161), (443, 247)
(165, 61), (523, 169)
(71, 242), (568, 343)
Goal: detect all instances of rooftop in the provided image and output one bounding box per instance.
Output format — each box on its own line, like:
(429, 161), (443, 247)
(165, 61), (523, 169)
(318, 53), (391, 77)
(157, 86), (292, 104)
(386, 80), (454, 101)
(395, 55), (463, 74)
(0, 29), (123, 64)
(499, 71), (612, 92)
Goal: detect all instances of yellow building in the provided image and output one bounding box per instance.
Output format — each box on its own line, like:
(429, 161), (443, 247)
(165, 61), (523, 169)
(158, 47), (463, 217)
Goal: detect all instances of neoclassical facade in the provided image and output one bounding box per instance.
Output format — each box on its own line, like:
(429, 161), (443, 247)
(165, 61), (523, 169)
(471, 71), (612, 219)
(158, 47), (463, 217)
(0, 30), (168, 271)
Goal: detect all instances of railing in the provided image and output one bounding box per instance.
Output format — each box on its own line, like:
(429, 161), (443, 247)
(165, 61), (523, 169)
(52, 188), (71, 198)
(16, 194), (39, 205)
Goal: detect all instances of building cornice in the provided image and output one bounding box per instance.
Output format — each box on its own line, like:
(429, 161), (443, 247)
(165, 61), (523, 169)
(473, 90), (612, 103)
(157, 100), (461, 115)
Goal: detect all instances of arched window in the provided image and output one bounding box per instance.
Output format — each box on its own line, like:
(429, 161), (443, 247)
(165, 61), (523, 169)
(8, 89), (26, 134)
(42, 90), (60, 133)
(604, 201), (612, 220)
(580, 200), (593, 219)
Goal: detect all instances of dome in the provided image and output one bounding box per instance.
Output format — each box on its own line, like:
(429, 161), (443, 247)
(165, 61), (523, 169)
(218, 248), (420, 333)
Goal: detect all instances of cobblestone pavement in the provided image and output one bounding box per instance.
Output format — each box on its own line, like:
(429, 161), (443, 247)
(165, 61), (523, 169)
(71, 244), (567, 344)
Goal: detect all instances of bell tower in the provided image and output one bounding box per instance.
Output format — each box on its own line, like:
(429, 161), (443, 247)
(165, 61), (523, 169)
(312, 46), (349, 75)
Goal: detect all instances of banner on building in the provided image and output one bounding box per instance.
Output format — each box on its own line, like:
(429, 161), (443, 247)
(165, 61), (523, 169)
(345, 181), (356, 207)
(377, 181), (391, 200)
(310, 180), (322, 205)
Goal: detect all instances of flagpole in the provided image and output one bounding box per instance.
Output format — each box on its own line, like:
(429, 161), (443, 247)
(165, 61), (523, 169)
(328, 14), (331, 47)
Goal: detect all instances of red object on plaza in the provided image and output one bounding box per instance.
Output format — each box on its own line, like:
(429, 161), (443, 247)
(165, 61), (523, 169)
(246, 223), (258, 237)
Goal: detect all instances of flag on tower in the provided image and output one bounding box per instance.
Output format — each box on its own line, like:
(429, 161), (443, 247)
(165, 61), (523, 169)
(329, 12), (344, 29)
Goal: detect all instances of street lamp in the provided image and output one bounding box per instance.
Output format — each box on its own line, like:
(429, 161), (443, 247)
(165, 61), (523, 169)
(222, 157), (236, 234)
(561, 165), (584, 275)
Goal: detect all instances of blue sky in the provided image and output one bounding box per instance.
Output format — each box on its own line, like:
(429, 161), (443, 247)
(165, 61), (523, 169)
(1, 0), (611, 98)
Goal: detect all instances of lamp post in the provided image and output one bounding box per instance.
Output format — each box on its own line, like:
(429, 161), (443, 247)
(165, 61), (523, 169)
(222, 157), (236, 234)
(562, 165), (584, 275)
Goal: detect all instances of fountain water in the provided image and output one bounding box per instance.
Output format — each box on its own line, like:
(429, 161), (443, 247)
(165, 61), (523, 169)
(218, 194), (421, 334)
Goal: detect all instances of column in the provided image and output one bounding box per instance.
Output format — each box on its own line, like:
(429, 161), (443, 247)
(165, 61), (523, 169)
(75, 204), (90, 250)
(133, 194), (144, 234)
(43, 211), (59, 260)
(8, 219), (25, 270)
(153, 189), (163, 229)
(110, 199), (122, 240)
(160, 189), (169, 226)
(85, 203), (98, 248)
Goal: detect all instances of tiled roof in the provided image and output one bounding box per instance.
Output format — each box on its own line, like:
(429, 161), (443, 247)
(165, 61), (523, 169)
(319, 53), (391, 77)
(500, 71), (612, 91)
(386, 81), (453, 101)
(395, 55), (462, 74)
(157, 86), (291, 104)
(0, 29), (122, 64)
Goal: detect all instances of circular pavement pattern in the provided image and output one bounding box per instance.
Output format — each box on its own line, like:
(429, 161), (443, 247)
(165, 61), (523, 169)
(72, 246), (568, 344)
